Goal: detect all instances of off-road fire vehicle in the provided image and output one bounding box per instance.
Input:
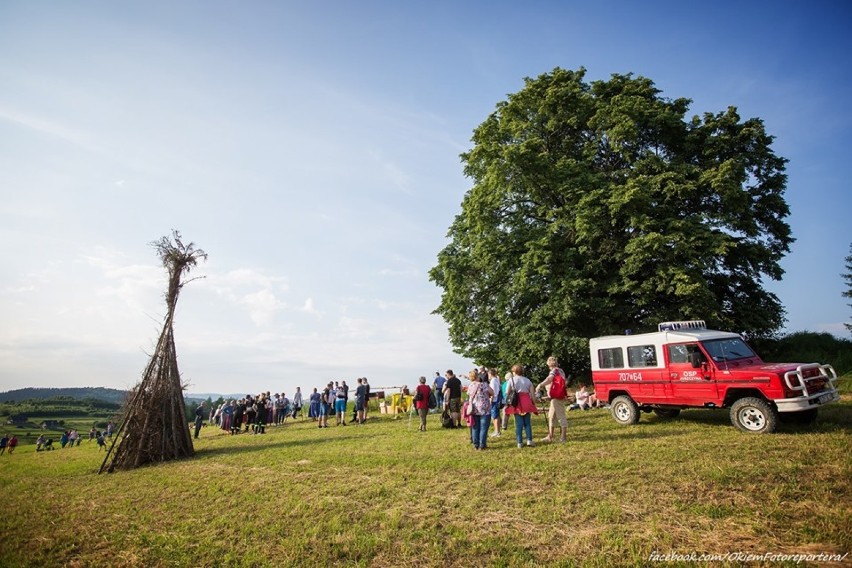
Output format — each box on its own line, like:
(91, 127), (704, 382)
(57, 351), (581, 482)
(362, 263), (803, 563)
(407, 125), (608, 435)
(590, 321), (840, 433)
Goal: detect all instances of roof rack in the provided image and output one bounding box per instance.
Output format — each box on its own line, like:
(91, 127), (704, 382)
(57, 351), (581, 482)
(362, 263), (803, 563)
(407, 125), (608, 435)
(658, 320), (707, 332)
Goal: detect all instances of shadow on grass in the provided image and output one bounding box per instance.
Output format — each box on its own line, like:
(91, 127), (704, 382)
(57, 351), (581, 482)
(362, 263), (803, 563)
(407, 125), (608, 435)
(192, 431), (365, 459)
(590, 404), (852, 435)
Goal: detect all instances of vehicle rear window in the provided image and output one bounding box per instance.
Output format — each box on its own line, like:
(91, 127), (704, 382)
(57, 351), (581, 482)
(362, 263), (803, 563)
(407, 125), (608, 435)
(627, 345), (657, 367)
(598, 347), (624, 369)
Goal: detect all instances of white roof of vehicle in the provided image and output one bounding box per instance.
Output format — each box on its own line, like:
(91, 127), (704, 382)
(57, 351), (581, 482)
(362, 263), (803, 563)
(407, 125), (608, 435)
(590, 328), (739, 349)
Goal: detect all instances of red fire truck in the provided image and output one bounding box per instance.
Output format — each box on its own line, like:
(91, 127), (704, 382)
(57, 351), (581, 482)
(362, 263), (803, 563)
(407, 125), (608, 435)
(590, 320), (840, 433)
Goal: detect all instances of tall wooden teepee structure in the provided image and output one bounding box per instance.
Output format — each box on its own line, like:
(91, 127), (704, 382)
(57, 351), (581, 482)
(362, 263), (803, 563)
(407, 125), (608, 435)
(100, 231), (207, 473)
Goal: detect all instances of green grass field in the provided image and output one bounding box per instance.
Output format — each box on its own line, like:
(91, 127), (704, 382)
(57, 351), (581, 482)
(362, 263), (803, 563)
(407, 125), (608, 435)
(1, 382), (850, 568)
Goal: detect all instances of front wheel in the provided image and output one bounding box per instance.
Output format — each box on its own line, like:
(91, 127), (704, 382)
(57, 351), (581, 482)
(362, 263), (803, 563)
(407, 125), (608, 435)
(730, 397), (778, 433)
(611, 395), (640, 425)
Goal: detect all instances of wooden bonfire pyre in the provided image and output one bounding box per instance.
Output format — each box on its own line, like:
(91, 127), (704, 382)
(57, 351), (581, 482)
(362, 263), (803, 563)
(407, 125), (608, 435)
(99, 231), (207, 473)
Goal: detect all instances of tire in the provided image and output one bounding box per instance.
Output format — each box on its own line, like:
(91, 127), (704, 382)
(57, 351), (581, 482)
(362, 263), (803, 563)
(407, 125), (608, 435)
(653, 408), (681, 419)
(730, 397), (778, 433)
(610, 395), (640, 425)
(778, 408), (818, 425)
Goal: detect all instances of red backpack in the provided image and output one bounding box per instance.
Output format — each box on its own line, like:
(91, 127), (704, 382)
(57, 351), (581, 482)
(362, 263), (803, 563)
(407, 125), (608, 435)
(549, 369), (568, 400)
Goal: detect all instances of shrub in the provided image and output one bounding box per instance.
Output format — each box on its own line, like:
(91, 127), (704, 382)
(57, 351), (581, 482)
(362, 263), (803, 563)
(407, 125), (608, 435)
(752, 332), (852, 375)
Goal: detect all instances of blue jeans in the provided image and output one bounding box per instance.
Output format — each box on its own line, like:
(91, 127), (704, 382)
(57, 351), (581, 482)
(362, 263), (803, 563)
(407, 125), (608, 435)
(514, 413), (532, 444)
(471, 414), (490, 448)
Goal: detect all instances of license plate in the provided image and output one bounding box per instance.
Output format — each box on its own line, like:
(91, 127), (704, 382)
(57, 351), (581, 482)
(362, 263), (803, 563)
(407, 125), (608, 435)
(817, 393), (832, 404)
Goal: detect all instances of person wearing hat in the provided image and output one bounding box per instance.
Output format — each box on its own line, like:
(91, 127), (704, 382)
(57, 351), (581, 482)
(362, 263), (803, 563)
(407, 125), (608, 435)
(319, 382), (333, 428)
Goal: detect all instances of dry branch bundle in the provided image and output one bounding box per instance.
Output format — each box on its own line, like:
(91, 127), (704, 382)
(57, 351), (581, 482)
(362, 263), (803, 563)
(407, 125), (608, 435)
(100, 231), (207, 473)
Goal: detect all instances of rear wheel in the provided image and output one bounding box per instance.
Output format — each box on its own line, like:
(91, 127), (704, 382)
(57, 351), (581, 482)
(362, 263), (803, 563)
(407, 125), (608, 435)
(611, 395), (640, 425)
(730, 397), (778, 433)
(653, 408), (681, 419)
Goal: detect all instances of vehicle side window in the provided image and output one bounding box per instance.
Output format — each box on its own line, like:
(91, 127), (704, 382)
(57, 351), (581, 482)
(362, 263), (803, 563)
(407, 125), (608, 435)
(598, 348), (624, 369)
(668, 344), (689, 364)
(627, 345), (657, 367)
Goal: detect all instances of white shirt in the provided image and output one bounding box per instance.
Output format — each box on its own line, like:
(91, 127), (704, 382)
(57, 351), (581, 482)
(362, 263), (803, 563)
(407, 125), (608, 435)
(489, 376), (501, 402)
(510, 374), (532, 395)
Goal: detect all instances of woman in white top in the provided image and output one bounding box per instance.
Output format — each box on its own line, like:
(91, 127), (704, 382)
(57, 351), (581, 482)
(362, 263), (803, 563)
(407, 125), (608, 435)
(505, 364), (539, 448)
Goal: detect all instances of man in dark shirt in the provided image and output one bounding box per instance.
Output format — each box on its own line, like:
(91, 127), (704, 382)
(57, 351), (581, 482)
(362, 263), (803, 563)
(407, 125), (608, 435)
(194, 401), (206, 439)
(442, 370), (462, 427)
(433, 371), (446, 412)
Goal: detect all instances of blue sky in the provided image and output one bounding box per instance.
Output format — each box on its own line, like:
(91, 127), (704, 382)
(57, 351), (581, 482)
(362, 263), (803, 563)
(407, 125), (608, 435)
(1, 1), (850, 396)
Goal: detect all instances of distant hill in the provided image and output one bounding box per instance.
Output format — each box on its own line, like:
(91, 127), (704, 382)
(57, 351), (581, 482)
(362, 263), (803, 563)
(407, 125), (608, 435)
(0, 387), (130, 404)
(0, 387), (208, 405)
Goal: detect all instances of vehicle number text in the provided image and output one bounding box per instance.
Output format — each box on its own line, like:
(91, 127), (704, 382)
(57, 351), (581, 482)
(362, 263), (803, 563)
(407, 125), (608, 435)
(618, 372), (643, 382)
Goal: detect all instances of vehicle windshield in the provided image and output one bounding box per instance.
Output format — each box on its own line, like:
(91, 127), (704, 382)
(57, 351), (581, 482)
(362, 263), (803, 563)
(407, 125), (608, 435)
(700, 337), (757, 363)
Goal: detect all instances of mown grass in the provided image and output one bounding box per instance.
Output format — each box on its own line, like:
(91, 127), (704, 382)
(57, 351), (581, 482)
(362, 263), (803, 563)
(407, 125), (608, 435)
(1, 381), (850, 568)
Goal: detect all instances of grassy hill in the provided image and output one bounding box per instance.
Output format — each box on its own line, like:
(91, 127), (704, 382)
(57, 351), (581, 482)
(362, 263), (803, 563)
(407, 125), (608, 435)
(0, 379), (849, 567)
(0, 387), (129, 404)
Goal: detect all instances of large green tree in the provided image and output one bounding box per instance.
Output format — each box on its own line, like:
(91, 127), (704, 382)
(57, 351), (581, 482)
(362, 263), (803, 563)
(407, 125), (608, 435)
(430, 68), (792, 377)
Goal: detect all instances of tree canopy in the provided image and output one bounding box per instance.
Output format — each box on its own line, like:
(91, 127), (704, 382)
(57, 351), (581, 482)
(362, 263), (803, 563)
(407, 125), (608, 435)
(430, 68), (792, 377)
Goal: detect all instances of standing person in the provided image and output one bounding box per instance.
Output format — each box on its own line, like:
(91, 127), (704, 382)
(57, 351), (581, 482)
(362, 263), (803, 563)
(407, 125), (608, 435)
(244, 395), (256, 433)
(255, 395), (268, 434)
(467, 371), (494, 450)
(308, 388), (321, 420)
(414, 376), (432, 432)
(231, 399), (245, 435)
(222, 400), (234, 432)
(362, 378), (371, 420)
(354, 378), (367, 425)
(319, 383), (333, 428)
(272, 394), (281, 425)
(212, 404), (223, 427)
(89, 427), (97, 442)
(335, 382), (348, 426)
(536, 356), (569, 443)
(501, 372), (511, 432)
(489, 368), (503, 438)
(433, 372), (446, 412)
(443, 370), (462, 428)
(68, 429), (79, 447)
(0, 434), (7, 455)
(194, 401), (206, 439)
(292, 387), (303, 419)
(7, 435), (18, 454)
(505, 364), (539, 448)
(279, 393), (290, 425)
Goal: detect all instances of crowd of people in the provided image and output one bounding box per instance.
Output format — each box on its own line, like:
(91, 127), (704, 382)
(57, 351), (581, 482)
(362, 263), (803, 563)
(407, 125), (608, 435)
(9, 363), (608, 454)
(418, 359), (609, 449)
(197, 362), (609, 451)
(206, 378), (375, 435)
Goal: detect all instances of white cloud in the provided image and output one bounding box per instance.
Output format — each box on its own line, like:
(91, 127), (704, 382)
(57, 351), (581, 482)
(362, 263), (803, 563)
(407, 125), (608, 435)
(240, 288), (285, 326)
(300, 297), (316, 313)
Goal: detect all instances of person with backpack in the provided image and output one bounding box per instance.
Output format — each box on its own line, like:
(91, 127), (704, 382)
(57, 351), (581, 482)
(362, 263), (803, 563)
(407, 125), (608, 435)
(467, 370), (494, 450)
(335, 383), (348, 426)
(535, 356), (569, 443)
